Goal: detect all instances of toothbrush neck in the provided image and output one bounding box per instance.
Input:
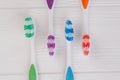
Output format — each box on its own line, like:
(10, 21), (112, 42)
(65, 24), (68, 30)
(49, 10), (54, 34)
(83, 9), (89, 34)
(67, 42), (71, 66)
(30, 38), (36, 64)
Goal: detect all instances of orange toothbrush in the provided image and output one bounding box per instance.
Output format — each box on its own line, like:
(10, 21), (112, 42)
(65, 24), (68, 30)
(81, 0), (91, 56)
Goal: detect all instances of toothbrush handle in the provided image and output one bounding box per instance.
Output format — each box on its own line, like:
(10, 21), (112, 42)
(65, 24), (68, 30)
(30, 39), (36, 63)
(66, 42), (74, 80)
(29, 64), (38, 80)
(48, 10), (55, 56)
(83, 10), (89, 33)
(66, 66), (74, 80)
(67, 41), (71, 66)
(29, 39), (38, 80)
(82, 9), (91, 56)
(49, 10), (54, 34)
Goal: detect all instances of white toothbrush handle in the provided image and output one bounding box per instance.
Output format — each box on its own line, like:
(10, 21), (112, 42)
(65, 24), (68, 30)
(30, 38), (36, 64)
(67, 41), (71, 66)
(83, 9), (89, 33)
(49, 10), (54, 34)
(30, 17), (36, 64)
(30, 18), (38, 79)
(65, 41), (74, 80)
(82, 8), (91, 55)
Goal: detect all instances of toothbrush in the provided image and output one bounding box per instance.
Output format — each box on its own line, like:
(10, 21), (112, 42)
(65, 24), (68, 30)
(81, 0), (91, 56)
(24, 17), (38, 80)
(65, 20), (74, 80)
(46, 0), (55, 56)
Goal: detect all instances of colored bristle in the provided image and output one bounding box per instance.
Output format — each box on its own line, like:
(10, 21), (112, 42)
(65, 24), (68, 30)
(24, 17), (34, 38)
(84, 49), (89, 56)
(82, 41), (90, 48)
(65, 20), (74, 41)
(82, 34), (90, 39)
(46, 0), (54, 9)
(81, 0), (89, 9)
(82, 34), (90, 55)
(66, 20), (72, 25)
(47, 35), (55, 56)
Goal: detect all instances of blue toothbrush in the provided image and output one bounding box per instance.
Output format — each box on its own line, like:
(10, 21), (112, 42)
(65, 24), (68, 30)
(65, 20), (74, 80)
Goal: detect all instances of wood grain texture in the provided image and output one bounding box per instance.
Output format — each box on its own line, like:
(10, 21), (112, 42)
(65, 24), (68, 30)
(0, 0), (120, 8)
(0, 73), (120, 80)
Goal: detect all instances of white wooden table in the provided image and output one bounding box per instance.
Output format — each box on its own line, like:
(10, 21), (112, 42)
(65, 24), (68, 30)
(0, 0), (120, 80)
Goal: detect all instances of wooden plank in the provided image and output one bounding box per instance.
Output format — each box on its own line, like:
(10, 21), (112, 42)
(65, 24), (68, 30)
(0, 3), (120, 74)
(0, 0), (120, 8)
(75, 72), (120, 80)
(0, 73), (120, 80)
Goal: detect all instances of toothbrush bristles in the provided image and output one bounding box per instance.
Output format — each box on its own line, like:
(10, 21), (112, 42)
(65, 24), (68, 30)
(47, 35), (55, 56)
(24, 17), (34, 38)
(82, 34), (90, 55)
(65, 20), (74, 41)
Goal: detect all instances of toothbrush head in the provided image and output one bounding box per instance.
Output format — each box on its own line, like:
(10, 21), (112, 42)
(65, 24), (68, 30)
(65, 20), (74, 42)
(47, 35), (55, 56)
(46, 0), (54, 9)
(24, 17), (34, 38)
(81, 0), (89, 9)
(82, 34), (90, 56)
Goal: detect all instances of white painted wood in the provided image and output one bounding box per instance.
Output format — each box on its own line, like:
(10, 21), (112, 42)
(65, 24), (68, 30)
(75, 73), (120, 80)
(0, 73), (120, 80)
(0, 0), (120, 80)
(0, 75), (27, 80)
(0, 0), (120, 8)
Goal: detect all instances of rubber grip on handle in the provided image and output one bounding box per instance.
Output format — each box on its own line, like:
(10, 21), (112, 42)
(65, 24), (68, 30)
(29, 64), (37, 80)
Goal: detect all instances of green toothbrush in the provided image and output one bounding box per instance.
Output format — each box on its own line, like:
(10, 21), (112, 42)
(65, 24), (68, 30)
(24, 17), (38, 80)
